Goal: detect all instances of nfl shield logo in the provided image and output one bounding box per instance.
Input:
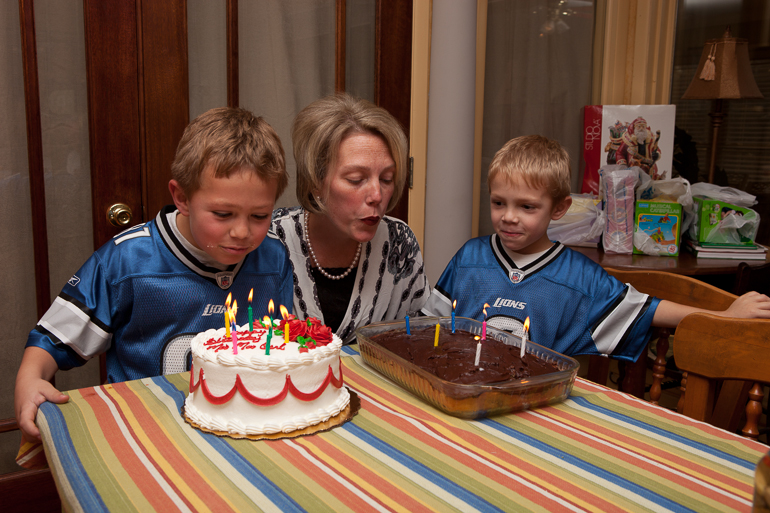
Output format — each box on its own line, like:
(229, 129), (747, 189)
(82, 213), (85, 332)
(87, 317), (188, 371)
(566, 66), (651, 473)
(216, 272), (234, 289)
(509, 269), (525, 283)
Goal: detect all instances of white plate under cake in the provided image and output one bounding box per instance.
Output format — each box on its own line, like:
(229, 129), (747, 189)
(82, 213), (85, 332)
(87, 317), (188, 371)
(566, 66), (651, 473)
(183, 318), (351, 437)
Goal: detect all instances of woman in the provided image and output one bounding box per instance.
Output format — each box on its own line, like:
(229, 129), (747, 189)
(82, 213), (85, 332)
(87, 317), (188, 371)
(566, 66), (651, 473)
(272, 94), (430, 342)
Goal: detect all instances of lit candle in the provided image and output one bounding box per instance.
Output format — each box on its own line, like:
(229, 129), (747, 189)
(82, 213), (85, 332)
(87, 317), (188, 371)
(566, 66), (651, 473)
(405, 315), (410, 335)
(521, 317), (530, 358)
(474, 335), (482, 366)
(230, 307), (239, 355)
(248, 288), (254, 332)
(266, 299), (274, 355)
(434, 323), (440, 347)
(280, 305), (290, 342)
(224, 292), (232, 338)
(451, 300), (457, 333)
(482, 303), (490, 340)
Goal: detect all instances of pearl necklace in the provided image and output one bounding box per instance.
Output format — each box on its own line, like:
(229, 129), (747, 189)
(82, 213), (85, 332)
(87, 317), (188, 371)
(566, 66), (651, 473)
(304, 210), (361, 280)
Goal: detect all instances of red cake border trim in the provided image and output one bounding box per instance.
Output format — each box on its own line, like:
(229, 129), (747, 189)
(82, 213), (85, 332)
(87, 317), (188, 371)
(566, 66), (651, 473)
(189, 359), (344, 406)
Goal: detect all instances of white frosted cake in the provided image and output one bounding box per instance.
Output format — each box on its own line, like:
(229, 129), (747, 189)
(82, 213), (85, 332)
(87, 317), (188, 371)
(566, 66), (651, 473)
(184, 317), (349, 436)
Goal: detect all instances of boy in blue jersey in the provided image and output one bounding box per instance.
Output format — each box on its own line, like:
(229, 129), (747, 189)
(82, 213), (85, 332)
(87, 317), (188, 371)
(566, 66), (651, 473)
(15, 107), (293, 442)
(422, 135), (770, 360)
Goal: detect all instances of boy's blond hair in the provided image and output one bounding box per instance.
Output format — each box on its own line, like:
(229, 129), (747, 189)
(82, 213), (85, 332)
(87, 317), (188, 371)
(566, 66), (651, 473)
(171, 107), (287, 199)
(488, 135), (571, 202)
(292, 93), (408, 214)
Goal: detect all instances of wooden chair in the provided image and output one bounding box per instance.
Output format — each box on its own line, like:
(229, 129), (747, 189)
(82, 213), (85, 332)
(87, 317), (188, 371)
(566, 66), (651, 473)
(0, 419), (60, 513)
(733, 260), (770, 296)
(674, 312), (770, 440)
(587, 269), (736, 404)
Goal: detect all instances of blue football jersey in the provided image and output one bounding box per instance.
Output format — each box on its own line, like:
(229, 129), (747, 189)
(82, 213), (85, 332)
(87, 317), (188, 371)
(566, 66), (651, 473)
(422, 235), (660, 361)
(27, 205), (293, 383)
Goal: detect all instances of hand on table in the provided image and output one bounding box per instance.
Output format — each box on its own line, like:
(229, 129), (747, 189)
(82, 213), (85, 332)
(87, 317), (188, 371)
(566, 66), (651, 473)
(14, 346), (67, 443)
(720, 291), (770, 319)
(15, 376), (69, 443)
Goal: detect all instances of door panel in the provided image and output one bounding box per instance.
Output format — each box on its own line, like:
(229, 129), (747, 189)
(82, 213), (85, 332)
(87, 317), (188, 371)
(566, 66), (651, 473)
(83, 1), (143, 247)
(84, 0), (188, 248)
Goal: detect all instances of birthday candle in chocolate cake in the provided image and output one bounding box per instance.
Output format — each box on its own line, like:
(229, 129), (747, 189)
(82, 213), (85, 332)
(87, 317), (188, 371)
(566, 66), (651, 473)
(521, 317), (530, 358)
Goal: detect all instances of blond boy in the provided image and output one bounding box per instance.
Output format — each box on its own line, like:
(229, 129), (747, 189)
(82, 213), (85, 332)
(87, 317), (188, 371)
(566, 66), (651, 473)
(422, 135), (770, 358)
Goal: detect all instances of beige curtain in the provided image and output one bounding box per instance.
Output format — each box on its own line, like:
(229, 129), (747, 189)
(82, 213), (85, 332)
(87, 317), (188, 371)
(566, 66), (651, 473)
(478, 0), (594, 236)
(189, 0), (374, 210)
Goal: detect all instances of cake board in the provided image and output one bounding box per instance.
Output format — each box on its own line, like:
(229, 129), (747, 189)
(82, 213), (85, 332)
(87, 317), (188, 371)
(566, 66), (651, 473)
(182, 388), (360, 441)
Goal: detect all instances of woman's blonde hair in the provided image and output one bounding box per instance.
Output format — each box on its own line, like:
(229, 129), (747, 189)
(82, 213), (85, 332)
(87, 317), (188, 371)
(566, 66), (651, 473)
(292, 93), (408, 213)
(487, 135), (571, 201)
(171, 107), (287, 198)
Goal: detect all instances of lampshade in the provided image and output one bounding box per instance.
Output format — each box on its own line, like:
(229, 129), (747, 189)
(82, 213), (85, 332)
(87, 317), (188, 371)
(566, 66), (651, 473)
(681, 28), (764, 100)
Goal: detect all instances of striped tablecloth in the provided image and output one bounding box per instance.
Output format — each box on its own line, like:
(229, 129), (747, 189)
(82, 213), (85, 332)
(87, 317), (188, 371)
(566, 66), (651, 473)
(37, 346), (767, 512)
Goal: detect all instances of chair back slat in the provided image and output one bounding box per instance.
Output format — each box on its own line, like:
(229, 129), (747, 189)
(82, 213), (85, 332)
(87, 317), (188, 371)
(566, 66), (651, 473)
(606, 269), (737, 311)
(674, 312), (770, 438)
(676, 313), (770, 383)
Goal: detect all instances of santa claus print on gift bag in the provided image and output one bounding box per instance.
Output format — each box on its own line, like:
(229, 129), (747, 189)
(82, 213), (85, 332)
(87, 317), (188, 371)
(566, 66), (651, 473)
(581, 105), (675, 194)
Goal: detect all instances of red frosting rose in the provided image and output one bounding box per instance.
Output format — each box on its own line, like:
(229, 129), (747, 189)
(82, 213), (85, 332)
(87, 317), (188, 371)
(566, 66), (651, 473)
(305, 317), (333, 346)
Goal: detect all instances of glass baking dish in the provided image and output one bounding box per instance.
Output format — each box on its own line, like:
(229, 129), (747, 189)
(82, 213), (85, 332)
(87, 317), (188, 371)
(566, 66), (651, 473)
(355, 316), (579, 419)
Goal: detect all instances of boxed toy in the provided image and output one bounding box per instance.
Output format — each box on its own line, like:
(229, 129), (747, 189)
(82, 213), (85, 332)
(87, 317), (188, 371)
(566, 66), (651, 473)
(581, 105), (675, 194)
(689, 196), (759, 246)
(633, 200), (682, 256)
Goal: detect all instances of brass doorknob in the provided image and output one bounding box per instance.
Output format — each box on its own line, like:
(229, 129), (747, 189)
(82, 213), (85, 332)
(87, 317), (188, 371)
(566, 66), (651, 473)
(107, 203), (133, 227)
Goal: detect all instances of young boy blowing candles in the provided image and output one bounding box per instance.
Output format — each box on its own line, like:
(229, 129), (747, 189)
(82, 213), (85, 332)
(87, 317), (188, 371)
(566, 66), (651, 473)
(422, 135), (770, 359)
(15, 107), (293, 442)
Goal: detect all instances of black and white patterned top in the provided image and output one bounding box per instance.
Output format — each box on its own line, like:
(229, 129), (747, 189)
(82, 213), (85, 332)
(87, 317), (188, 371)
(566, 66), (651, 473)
(271, 206), (430, 343)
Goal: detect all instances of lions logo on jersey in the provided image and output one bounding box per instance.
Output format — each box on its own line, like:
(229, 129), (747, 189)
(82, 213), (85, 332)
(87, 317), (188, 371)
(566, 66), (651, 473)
(509, 269), (525, 283)
(68, 275), (80, 287)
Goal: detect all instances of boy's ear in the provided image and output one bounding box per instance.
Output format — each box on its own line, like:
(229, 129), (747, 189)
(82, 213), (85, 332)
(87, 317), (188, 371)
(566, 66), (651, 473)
(550, 195), (572, 221)
(168, 180), (190, 216)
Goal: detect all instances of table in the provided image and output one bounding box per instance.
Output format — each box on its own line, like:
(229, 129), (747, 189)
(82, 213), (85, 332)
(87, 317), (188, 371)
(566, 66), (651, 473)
(569, 245), (769, 277)
(37, 346), (767, 512)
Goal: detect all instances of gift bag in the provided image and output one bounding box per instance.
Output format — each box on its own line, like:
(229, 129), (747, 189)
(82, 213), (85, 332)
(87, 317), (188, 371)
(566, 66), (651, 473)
(600, 167), (637, 254)
(547, 194), (605, 247)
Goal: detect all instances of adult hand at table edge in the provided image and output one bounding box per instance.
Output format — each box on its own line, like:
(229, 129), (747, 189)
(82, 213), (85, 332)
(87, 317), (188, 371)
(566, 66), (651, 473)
(14, 346), (68, 442)
(653, 291), (770, 329)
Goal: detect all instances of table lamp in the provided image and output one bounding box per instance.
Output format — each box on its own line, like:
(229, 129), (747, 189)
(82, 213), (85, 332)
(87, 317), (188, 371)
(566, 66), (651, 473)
(681, 27), (763, 183)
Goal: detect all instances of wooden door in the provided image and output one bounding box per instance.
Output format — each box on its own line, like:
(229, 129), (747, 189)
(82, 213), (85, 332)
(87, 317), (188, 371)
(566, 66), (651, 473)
(375, 0), (413, 222)
(84, 1), (189, 249)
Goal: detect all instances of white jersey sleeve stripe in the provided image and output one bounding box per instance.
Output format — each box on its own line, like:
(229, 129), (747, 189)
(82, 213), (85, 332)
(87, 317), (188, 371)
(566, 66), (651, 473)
(421, 285), (453, 317)
(591, 285), (649, 355)
(38, 296), (111, 359)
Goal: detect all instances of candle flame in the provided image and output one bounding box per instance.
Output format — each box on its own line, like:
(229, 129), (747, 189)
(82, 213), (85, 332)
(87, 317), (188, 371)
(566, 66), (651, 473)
(229, 308), (236, 324)
(268, 299), (274, 315)
(225, 292), (232, 308)
(263, 315), (271, 324)
(280, 305), (289, 320)
(474, 335), (480, 341)
(248, 288), (253, 303)
(231, 300), (238, 318)
(452, 299), (457, 310)
(483, 302), (490, 317)
(523, 316), (530, 332)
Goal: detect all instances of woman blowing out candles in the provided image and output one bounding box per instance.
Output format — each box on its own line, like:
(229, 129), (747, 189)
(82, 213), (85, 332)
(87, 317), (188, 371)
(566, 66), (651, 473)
(271, 93), (430, 343)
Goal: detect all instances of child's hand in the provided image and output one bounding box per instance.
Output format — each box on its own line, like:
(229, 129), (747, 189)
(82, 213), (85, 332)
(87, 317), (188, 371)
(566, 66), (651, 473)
(14, 347), (67, 442)
(14, 376), (69, 442)
(721, 291), (770, 319)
